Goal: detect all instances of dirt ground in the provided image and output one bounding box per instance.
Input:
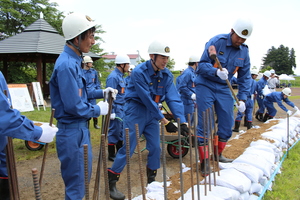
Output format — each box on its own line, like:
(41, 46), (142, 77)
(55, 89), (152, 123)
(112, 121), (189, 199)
(16, 88), (300, 200)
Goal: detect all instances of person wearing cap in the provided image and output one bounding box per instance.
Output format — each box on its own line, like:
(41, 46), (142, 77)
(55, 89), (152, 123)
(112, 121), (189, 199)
(107, 40), (189, 200)
(267, 69), (278, 92)
(255, 70), (271, 121)
(262, 88), (298, 121)
(106, 54), (131, 161)
(0, 72), (57, 199)
(233, 70), (258, 131)
(49, 13), (117, 199)
(194, 17), (253, 175)
(83, 56), (102, 129)
(176, 55), (199, 125)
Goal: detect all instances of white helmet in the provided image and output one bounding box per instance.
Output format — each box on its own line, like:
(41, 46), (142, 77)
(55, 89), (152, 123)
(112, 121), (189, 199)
(189, 55), (200, 63)
(263, 71), (271, 78)
(250, 70), (258, 75)
(270, 69), (275, 74)
(282, 88), (291, 96)
(83, 56), (93, 63)
(232, 17), (253, 39)
(62, 13), (96, 41)
(148, 40), (170, 57)
(115, 54), (130, 64)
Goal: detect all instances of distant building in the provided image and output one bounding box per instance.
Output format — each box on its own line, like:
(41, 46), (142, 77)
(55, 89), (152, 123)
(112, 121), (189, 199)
(102, 54), (139, 69)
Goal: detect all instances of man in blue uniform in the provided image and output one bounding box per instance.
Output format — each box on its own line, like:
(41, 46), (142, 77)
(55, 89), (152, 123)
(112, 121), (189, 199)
(106, 54), (131, 161)
(176, 55), (199, 125)
(49, 13), (116, 200)
(195, 17), (252, 175)
(0, 72), (57, 199)
(107, 40), (189, 200)
(262, 88), (298, 121)
(255, 70), (271, 121)
(83, 56), (102, 129)
(233, 70), (258, 131)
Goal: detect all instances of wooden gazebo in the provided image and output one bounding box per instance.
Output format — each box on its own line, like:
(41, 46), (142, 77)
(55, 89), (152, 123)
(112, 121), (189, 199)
(0, 15), (100, 95)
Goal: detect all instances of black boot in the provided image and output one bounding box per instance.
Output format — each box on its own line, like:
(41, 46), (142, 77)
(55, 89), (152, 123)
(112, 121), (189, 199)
(198, 144), (211, 176)
(262, 113), (269, 122)
(0, 178), (10, 200)
(108, 170), (125, 200)
(255, 112), (263, 121)
(232, 121), (240, 132)
(116, 141), (123, 152)
(93, 118), (100, 129)
(214, 139), (234, 163)
(108, 144), (116, 161)
(243, 117), (247, 127)
(146, 167), (157, 184)
(247, 122), (252, 130)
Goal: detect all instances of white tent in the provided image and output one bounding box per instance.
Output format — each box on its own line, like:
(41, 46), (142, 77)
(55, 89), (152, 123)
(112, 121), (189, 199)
(279, 74), (295, 81)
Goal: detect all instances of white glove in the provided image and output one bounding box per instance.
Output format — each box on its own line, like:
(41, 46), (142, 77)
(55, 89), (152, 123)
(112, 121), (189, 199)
(103, 87), (118, 100)
(39, 124), (58, 143)
(216, 68), (228, 80)
(236, 101), (246, 112)
(294, 106), (298, 111)
(97, 101), (109, 115)
(287, 110), (293, 116)
(110, 113), (116, 120)
(191, 93), (196, 101)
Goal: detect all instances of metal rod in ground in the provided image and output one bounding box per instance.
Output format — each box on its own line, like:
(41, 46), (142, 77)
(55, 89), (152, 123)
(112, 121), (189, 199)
(83, 144), (89, 200)
(209, 108), (217, 186)
(193, 109), (200, 200)
(93, 92), (114, 200)
(135, 124), (146, 200)
(100, 134), (109, 200)
(287, 114), (290, 158)
(160, 123), (168, 200)
(212, 105), (220, 176)
(32, 168), (42, 200)
(40, 108), (55, 189)
(206, 108), (212, 191)
(125, 128), (132, 200)
(187, 114), (195, 200)
(202, 110), (207, 196)
(177, 118), (184, 200)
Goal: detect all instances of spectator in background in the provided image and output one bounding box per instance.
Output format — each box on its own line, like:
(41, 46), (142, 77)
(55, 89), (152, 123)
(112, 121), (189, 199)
(106, 54), (131, 161)
(267, 69), (278, 92)
(262, 88), (298, 121)
(255, 71), (271, 121)
(83, 55), (102, 129)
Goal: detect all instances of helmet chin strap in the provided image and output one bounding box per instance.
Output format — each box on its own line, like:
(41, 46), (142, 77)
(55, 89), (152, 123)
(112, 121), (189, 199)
(67, 35), (83, 57)
(151, 55), (159, 71)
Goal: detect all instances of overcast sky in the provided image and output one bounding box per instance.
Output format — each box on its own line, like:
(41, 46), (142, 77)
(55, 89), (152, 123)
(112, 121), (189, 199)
(51, 0), (300, 74)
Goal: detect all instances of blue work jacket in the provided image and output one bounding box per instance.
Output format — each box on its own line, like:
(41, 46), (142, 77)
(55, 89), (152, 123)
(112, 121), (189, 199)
(265, 92), (295, 112)
(106, 68), (126, 106)
(177, 66), (196, 104)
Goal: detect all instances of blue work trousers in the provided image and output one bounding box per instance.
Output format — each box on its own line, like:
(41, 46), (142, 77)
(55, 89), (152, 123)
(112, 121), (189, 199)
(111, 100), (161, 173)
(235, 98), (254, 122)
(56, 121), (92, 200)
(108, 104), (124, 144)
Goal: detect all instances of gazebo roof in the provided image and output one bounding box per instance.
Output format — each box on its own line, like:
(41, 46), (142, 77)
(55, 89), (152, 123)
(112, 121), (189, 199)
(0, 17), (100, 63)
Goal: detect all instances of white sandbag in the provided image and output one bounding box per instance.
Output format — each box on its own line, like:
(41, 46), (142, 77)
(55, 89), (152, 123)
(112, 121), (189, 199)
(238, 192), (250, 200)
(202, 168), (251, 193)
(219, 162), (263, 183)
(245, 145), (275, 155)
(249, 182), (263, 195)
(261, 132), (283, 148)
(250, 140), (279, 153)
(178, 184), (225, 200)
(233, 154), (273, 178)
(248, 194), (259, 200)
(243, 148), (275, 165)
(262, 85), (271, 96)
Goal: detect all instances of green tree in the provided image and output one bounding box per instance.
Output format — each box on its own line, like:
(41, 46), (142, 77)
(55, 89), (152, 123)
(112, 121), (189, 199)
(261, 45), (296, 75)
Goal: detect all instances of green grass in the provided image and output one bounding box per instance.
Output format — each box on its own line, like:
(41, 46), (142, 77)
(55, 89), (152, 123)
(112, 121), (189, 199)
(263, 142), (300, 200)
